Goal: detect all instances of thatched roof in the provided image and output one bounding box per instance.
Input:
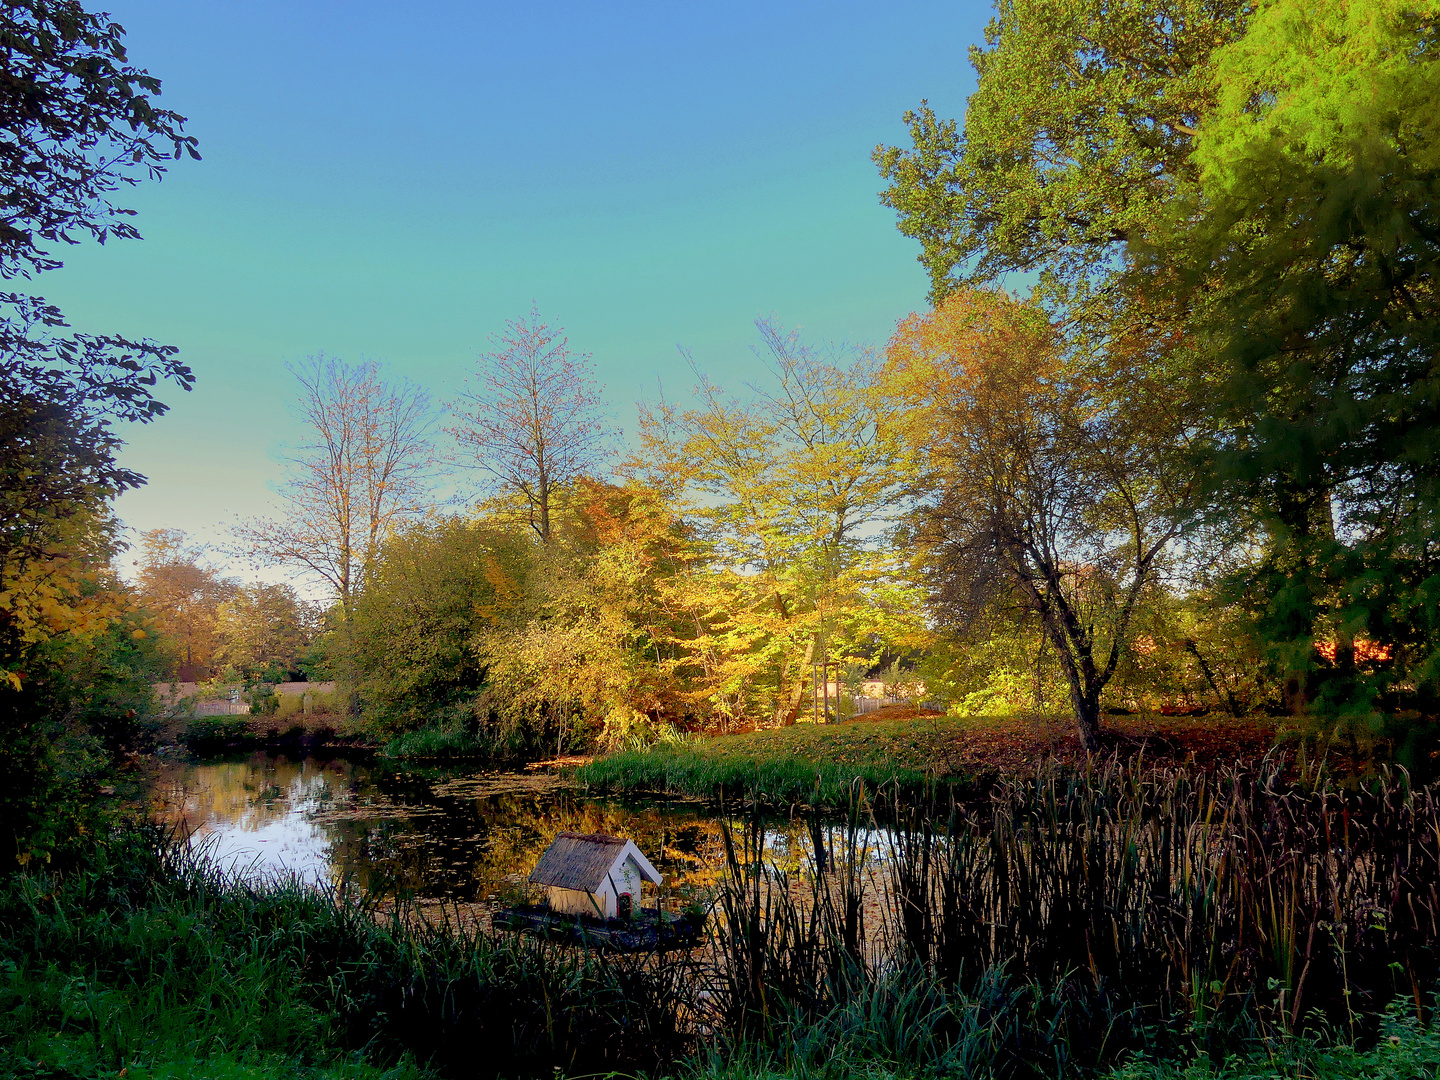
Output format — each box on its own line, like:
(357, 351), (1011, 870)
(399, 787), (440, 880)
(529, 831), (660, 892)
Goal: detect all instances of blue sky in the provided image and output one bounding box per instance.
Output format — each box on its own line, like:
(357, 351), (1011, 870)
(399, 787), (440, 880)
(39, 0), (987, 566)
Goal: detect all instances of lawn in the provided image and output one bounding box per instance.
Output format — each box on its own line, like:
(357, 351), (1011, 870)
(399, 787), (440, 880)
(575, 707), (1281, 801)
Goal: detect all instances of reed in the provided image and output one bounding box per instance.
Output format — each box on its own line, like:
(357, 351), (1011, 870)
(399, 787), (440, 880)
(8, 755), (1440, 1079)
(699, 756), (1440, 1074)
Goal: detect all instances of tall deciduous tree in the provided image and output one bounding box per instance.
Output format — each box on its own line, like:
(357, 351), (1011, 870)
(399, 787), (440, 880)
(873, 0), (1243, 308)
(235, 355), (435, 618)
(2, 0), (198, 688)
(449, 307), (610, 543)
(1, 1), (196, 865)
(1151, 0), (1440, 716)
(889, 290), (1190, 749)
(214, 583), (316, 679)
(350, 513), (529, 731)
(130, 528), (234, 681)
(638, 320), (920, 727)
(1, 0), (197, 479)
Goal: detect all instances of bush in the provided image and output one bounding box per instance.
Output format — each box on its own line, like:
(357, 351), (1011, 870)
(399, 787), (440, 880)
(179, 716), (249, 751)
(244, 681), (280, 716)
(379, 722), (487, 760)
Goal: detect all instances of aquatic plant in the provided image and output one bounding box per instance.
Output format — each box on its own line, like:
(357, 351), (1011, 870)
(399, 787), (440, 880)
(699, 756), (1440, 1073)
(9, 755), (1440, 1079)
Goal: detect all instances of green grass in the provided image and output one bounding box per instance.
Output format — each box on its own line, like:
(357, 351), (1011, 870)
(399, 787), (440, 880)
(378, 723), (489, 760)
(11, 753), (1440, 1080)
(0, 836), (427, 1080)
(0, 829), (693, 1080)
(1103, 1001), (1440, 1079)
(576, 741), (938, 802)
(575, 716), (988, 802)
(686, 991), (1440, 1080)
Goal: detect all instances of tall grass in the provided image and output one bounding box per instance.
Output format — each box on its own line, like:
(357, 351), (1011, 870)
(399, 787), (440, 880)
(0, 828), (697, 1080)
(697, 757), (1440, 1075)
(8, 755), (1440, 1079)
(379, 722), (489, 760)
(577, 743), (948, 803)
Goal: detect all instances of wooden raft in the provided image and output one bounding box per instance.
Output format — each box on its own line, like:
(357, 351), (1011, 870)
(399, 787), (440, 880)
(492, 904), (703, 951)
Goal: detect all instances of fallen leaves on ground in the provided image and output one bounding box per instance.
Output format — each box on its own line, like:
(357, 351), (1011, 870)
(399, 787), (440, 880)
(691, 711), (1279, 777)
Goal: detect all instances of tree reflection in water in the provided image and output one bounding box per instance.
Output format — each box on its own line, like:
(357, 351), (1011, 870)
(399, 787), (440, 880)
(148, 752), (728, 910)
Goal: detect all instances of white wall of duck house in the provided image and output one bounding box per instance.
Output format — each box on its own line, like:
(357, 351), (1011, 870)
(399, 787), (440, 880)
(544, 856), (646, 918)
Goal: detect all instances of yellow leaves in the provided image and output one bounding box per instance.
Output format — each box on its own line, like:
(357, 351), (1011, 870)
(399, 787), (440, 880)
(886, 289), (1061, 443)
(1, 548), (123, 649)
(626, 322), (927, 725)
(0, 505), (131, 698)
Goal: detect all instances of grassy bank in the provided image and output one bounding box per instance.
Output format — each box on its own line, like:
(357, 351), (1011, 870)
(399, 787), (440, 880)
(175, 713), (377, 756)
(575, 711), (1279, 801)
(0, 830), (691, 1080)
(11, 753), (1440, 1079)
(177, 715), (545, 763)
(577, 713), (974, 802)
(578, 737), (941, 803)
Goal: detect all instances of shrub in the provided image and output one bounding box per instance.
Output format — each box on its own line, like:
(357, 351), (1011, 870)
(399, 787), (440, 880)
(179, 716), (249, 751)
(380, 723), (487, 760)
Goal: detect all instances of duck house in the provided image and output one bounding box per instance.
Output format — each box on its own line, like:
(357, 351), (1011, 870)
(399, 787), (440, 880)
(528, 831), (662, 919)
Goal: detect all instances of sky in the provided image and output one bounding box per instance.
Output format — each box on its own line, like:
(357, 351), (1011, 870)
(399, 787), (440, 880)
(37, 0), (988, 575)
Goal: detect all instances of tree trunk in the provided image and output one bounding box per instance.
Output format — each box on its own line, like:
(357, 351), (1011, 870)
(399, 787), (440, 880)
(1073, 690), (1102, 752)
(1283, 675), (1308, 716)
(1184, 639), (1242, 717)
(1037, 607), (1105, 752)
(777, 636), (816, 726)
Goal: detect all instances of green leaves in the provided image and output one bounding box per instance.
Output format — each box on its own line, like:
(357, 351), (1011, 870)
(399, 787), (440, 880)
(1161, 0), (1440, 716)
(875, 0), (1244, 306)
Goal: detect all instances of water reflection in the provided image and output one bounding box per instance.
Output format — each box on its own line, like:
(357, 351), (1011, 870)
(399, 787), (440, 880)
(149, 753), (727, 903)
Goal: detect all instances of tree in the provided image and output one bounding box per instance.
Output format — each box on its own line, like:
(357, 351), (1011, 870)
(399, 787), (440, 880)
(1, 1), (196, 866)
(1, 395), (125, 688)
(235, 355), (435, 618)
(1149, 0), (1440, 718)
(474, 478), (700, 749)
(637, 320), (921, 727)
(2, 0), (198, 687)
(449, 307), (610, 543)
(214, 583), (316, 679)
(350, 514), (528, 730)
(888, 289), (1191, 749)
(130, 528), (234, 680)
(1, 0), (197, 483)
(873, 0), (1244, 308)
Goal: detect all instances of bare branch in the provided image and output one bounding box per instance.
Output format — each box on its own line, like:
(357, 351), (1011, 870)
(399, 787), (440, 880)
(447, 306), (611, 542)
(233, 354), (436, 615)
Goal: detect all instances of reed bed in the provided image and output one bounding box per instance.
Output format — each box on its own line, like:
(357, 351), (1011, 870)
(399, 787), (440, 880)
(7, 755), (1440, 1079)
(698, 756), (1440, 1073)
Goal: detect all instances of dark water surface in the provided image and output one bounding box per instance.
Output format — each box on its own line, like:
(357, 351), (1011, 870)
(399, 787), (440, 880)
(148, 752), (734, 904)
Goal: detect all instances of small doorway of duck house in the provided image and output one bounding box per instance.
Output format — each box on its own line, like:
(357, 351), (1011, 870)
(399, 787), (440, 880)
(528, 831), (662, 920)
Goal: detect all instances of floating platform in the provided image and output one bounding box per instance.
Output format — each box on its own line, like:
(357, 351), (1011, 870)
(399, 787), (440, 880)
(492, 904), (704, 951)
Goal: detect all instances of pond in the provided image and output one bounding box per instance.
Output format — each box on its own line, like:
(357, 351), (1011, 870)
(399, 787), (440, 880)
(148, 751), (742, 910)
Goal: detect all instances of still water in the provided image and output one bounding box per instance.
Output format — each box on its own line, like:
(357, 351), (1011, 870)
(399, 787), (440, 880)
(149, 752), (733, 905)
